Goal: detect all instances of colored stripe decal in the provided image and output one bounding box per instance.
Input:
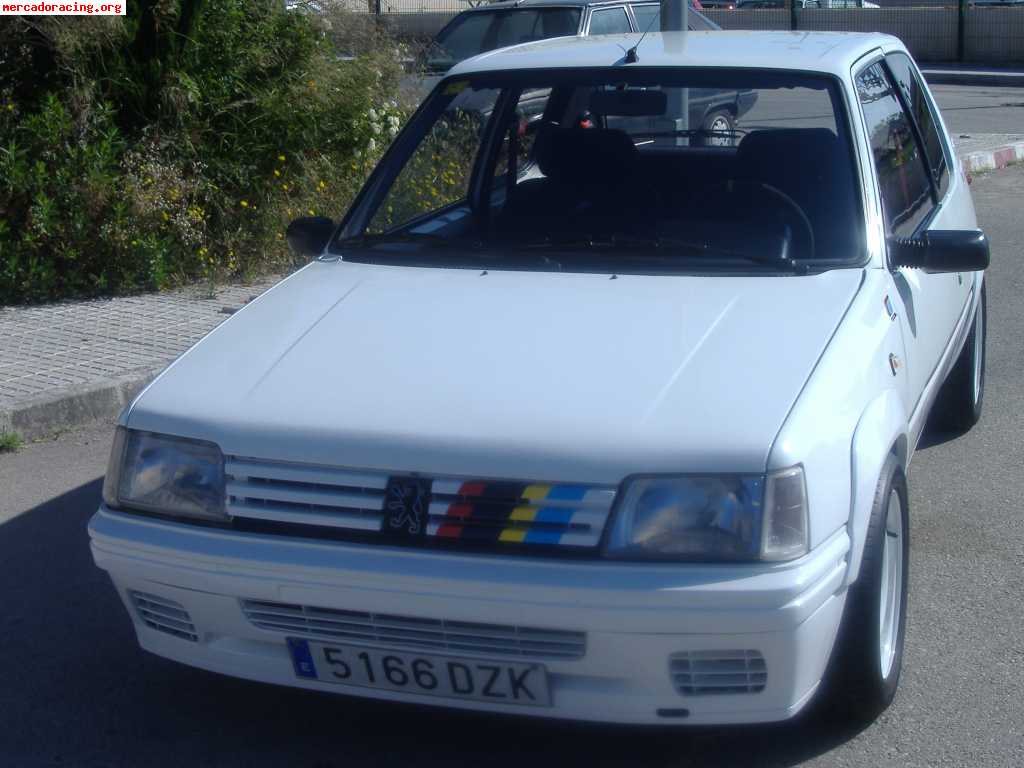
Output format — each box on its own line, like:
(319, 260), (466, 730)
(534, 507), (574, 525)
(499, 528), (527, 543)
(509, 506), (538, 522)
(524, 528), (563, 545)
(545, 485), (588, 502)
(522, 484), (552, 501)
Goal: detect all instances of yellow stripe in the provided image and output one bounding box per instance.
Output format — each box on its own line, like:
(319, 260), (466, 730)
(509, 506), (538, 522)
(499, 528), (527, 543)
(522, 484), (551, 501)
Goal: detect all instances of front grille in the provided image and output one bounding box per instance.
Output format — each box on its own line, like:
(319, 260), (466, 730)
(241, 599), (586, 660)
(129, 590), (198, 642)
(670, 650), (767, 696)
(225, 456), (617, 551)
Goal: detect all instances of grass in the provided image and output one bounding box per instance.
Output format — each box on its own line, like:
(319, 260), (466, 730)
(0, 431), (24, 453)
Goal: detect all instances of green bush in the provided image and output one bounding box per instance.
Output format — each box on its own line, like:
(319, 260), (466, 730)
(0, 1), (406, 304)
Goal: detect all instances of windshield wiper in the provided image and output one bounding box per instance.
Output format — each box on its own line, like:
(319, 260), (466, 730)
(341, 232), (483, 250)
(513, 234), (803, 270)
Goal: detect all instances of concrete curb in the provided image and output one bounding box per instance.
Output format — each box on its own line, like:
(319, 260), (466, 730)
(960, 141), (1024, 176)
(923, 69), (1024, 88)
(0, 369), (158, 442)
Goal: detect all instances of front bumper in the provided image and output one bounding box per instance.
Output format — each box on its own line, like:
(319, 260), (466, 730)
(89, 507), (849, 725)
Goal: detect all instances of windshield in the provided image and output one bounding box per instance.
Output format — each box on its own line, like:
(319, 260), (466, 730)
(426, 9), (582, 71)
(336, 68), (863, 274)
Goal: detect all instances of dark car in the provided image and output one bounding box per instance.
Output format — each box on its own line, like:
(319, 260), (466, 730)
(412, 0), (754, 140)
(421, 0), (719, 76)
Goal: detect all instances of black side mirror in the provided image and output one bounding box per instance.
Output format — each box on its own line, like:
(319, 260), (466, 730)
(285, 216), (336, 259)
(889, 230), (990, 274)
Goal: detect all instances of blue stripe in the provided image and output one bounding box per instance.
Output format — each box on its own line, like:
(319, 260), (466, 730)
(524, 528), (563, 545)
(534, 507), (574, 525)
(545, 485), (587, 502)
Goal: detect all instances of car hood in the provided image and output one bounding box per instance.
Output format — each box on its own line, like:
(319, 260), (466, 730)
(128, 261), (863, 484)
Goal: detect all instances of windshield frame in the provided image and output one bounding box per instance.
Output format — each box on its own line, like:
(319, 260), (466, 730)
(331, 66), (869, 275)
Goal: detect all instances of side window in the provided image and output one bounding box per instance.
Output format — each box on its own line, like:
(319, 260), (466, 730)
(631, 4), (659, 32)
(493, 88), (554, 185)
(493, 11), (542, 49)
(886, 52), (949, 199)
(368, 87), (500, 234)
(856, 62), (934, 237)
(589, 7), (632, 35)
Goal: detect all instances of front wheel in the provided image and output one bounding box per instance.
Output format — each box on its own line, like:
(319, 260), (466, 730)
(820, 454), (909, 722)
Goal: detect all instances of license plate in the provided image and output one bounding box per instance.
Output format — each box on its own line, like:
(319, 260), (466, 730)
(287, 638), (551, 707)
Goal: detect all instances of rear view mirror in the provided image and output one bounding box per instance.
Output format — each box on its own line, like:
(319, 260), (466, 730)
(589, 89), (667, 117)
(286, 216), (336, 259)
(889, 230), (989, 273)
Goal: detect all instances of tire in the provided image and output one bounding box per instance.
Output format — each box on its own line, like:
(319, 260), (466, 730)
(820, 453), (909, 723)
(700, 109), (736, 147)
(934, 281), (986, 433)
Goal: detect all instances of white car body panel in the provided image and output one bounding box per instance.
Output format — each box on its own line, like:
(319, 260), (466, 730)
(90, 31), (986, 726)
(129, 261), (862, 486)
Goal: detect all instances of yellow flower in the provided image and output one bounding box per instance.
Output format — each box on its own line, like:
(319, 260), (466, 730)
(281, 184), (289, 191)
(308, 209), (315, 216)
(162, 212), (170, 221)
(278, 154), (286, 162)
(240, 200), (249, 208)
(274, 169), (281, 177)
(318, 180), (326, 189)
(6, 104), (13, 111)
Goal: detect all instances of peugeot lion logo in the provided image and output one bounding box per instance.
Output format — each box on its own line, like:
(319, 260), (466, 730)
(384, 478), (428, 536)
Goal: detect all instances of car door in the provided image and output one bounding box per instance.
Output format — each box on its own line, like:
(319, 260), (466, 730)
(855, 59), (967, 415)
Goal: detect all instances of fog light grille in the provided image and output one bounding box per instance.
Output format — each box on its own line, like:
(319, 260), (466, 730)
(129, 590), (198, 642)
(670, 650), (766, 696)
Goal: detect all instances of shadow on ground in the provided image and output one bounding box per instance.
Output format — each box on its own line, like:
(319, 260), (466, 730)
(0, 479), (873, 768)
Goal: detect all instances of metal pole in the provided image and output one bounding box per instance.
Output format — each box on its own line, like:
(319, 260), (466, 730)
(957, 0), (967, 63)
(661, 0), (689, 142)
(790, 0), (798, 31)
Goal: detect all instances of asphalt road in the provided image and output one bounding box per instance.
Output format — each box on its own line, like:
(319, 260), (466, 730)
(932, 84), (1024, 137)
(2, 169), (1024, 768)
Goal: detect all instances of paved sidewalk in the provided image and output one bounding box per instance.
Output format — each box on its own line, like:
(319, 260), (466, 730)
(0, 278), (281, 440)
(2, 134), (1023, 442)
(954, 133), (1024, 175)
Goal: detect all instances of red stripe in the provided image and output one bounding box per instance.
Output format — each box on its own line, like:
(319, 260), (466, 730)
(458, 482), (487, 498)
(436, 524), (462, 538)
(447, 503), (473, 519)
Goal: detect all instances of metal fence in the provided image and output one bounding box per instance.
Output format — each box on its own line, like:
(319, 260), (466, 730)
(371, 2), (1024, 63)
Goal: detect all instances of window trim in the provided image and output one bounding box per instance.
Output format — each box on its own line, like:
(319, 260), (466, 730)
(584, 5), (633, 35)
(853, 55), (937, 246)
(883, 51), (951, 206)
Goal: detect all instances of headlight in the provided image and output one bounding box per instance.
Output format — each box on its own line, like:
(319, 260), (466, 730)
(102, 427), (227, 521)
(604, 468), (808, 562)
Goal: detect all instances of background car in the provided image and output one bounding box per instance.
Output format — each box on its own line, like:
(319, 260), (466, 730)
(411, 0), (754, 140)
(419, 0), (719, 76)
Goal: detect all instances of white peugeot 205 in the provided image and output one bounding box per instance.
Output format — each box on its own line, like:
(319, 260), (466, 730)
(90, 31), (989, 726)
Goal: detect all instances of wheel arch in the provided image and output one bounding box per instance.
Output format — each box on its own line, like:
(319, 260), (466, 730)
(846, 389), (909, 587)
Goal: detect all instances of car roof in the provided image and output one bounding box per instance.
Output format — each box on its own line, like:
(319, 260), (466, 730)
(448, 30), (901, 78)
